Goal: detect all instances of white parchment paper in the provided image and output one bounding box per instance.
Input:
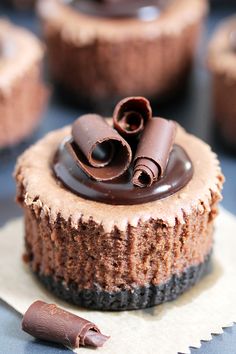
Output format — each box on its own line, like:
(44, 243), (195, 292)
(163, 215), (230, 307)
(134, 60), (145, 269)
(0, 208), (236, 354)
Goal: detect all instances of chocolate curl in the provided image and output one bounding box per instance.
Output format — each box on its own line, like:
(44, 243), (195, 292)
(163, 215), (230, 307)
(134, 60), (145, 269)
(132, 118), (176, 188)
(22, 301), (109, 349)
(113, 96), (152, 138)
(70, 114), (132, 181)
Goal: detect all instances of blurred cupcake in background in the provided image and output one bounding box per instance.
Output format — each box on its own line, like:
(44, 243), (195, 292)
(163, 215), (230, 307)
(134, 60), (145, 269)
(38, 0), (208, 110)
(208, 15), (236, 151)
(0, 20), (48, 148)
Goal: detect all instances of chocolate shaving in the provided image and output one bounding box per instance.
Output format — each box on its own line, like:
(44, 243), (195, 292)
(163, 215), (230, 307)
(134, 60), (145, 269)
(132, 117), (176, 188)
(22, 300), (109, 349)
(70, 114), (132, 181)
(113, 96), (152, 138)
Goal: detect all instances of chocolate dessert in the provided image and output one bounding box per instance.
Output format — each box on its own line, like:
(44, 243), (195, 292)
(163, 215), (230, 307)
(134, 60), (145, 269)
(0, 20), (47, 148)
(38, 0), (207, 108)
(15, 97), (224, 310)
(208, 15), (236, 150)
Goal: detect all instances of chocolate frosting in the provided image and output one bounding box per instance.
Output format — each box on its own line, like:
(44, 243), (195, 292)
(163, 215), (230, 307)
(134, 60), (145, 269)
(69, 0), (172, 20)
(53, 140), (193, 205)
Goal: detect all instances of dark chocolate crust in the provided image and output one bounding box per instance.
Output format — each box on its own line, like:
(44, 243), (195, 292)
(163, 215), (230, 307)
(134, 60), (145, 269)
(35, 252), (212, 311)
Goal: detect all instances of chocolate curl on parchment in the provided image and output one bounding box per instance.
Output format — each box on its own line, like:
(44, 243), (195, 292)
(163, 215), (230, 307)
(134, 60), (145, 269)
(69, 114), (132, 181)
(113, 96), (152, 138)
(132, 118), (176, 188)
(22, 301), (109, 349)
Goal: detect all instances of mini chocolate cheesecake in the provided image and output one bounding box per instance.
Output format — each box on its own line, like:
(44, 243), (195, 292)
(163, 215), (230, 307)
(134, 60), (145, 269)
(38, 0), (207, 109)
(15, 97), (224, 310)
(0, 20), (47, 148)
(208, 15), (236, 151)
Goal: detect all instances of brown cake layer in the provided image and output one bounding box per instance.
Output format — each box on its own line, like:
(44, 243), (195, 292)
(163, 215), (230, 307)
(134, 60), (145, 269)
(38, 0), (207, 108)
(0, 20), (47, 148)
(15, 124), (223, 309)
(208, 16), (236, 150)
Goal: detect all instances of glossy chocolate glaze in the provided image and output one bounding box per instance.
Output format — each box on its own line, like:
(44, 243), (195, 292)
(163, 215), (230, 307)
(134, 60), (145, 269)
(53, 138), (193, 205)
(68, 0), (172, 20)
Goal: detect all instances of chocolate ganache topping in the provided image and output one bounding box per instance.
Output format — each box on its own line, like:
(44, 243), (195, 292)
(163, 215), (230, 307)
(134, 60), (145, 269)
(68, 0), (172, 20)
(53, 97), (194, 205)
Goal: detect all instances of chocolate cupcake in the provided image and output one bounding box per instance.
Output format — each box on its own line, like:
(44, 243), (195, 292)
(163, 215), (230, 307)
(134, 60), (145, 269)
(0, 20), (47, 148)
(38, 0), (207, 109)
(208, 15), (236, 151)
(15, 97), (224, 310)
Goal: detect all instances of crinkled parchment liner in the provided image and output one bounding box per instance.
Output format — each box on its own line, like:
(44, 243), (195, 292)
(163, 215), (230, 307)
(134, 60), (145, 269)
(0, 208), (236, 354)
